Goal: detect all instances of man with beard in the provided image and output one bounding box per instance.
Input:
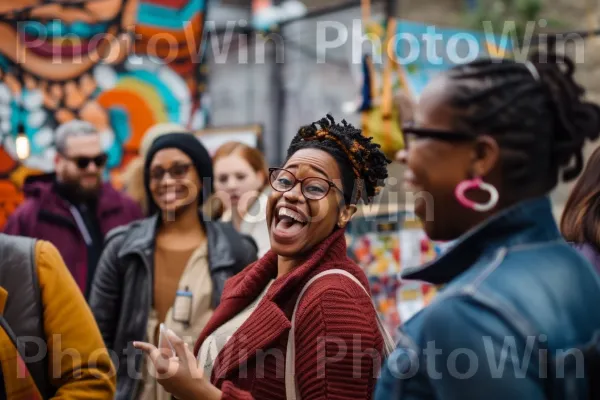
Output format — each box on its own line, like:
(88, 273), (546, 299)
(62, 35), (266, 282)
(3, 120), (142, 299)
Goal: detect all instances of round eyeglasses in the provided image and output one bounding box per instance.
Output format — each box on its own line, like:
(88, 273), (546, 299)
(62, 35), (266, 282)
(269, 168), (343, 200)
(150, 163), (192, 181)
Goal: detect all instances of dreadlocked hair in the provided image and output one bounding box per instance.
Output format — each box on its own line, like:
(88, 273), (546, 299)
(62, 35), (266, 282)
(445, 51), (600, 194)
(286, 114), (390, 205)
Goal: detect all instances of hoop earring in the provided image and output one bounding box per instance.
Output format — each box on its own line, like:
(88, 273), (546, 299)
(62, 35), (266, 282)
(454, 177), (499, 212)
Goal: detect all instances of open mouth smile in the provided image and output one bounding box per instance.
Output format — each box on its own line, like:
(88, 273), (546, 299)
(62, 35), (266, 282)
(158, 187), (188, 203)
(271, 204), (309, 243)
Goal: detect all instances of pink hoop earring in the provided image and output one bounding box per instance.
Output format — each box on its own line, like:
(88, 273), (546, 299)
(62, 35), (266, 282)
(454, 177), (499, 212)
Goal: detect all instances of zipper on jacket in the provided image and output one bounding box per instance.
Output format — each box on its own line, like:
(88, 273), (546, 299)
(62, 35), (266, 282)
(131, 249), (152, 399)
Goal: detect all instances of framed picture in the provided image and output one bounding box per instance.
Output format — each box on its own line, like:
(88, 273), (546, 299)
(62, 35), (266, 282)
(194, 124), (263, 156)
(345, 204), (442, 337)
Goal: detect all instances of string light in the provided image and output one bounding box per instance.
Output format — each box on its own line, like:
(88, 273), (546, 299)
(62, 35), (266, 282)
(15, 124), (30, 160)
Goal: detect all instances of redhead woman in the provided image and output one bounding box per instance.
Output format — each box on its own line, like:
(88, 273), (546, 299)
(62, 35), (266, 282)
(134, 115), (393, 400)
(206, 142), (271, 257)
(375, 52), (600, 398)
(561, 145), (600, 273)
(89, 133), (257, 400)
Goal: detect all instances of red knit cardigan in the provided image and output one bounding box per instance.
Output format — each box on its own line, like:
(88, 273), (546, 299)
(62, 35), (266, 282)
(193, 228), (384, 400)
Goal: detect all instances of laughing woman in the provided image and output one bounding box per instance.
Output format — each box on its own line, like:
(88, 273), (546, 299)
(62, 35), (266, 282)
(89, 133), (257, 400)
(134, 115), (393, 400)
(375, 52), (600, 399)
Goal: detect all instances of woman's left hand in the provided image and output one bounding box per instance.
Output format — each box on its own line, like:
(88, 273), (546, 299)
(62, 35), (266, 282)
(133, 330), (222, 400)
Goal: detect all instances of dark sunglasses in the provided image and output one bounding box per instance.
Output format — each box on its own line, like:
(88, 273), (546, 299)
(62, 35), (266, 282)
(269, 167), (343, 200)
(67, 154), (108, 169)
(402, 124), (476, 148)
(150, 163), (192, 181)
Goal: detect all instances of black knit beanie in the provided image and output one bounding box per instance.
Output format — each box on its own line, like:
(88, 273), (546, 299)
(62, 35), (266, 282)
(144, 133), (214, 215)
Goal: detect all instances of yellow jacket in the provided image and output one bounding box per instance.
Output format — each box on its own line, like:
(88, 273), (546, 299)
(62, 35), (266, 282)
(0, 240), (115, 399)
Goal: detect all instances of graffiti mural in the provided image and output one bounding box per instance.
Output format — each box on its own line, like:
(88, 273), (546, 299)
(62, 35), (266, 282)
(0, 0), (208, 226)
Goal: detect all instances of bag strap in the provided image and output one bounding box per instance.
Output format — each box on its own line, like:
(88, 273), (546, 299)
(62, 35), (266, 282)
(0, 237), (52, 399)
(285, 269), (395, 400)
(27, 239), (54, 399)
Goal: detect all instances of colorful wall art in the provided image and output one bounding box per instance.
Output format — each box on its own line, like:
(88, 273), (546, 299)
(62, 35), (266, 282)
(0, 0), (208, 227)
(395, 20), (512, 99)
(346, 208), (446, 340)
(356, 19), (511, 158)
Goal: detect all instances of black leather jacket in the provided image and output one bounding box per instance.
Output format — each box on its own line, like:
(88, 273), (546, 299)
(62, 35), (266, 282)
(88, 213), (257, 399)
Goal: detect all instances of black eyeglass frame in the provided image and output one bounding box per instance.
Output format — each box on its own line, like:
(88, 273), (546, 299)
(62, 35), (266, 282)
(149, 163), (193, 181)
(402, 124), (476, 148)
(268, 167), (344, 200)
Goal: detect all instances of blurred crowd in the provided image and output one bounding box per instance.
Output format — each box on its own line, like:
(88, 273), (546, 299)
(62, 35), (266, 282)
(1, 51), (600, 400)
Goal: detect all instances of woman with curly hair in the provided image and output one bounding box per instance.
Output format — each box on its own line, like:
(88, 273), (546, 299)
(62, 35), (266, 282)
(134, 114), (393, 400)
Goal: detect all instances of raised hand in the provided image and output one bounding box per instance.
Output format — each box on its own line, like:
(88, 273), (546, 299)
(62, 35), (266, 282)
(133, 329), (221, 400)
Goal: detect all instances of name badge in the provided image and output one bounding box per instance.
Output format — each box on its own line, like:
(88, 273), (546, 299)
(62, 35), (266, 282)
(173, 288), (193, 325)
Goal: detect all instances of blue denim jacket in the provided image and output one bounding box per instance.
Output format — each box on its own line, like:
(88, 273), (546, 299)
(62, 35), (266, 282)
(375, 196), (600, 399)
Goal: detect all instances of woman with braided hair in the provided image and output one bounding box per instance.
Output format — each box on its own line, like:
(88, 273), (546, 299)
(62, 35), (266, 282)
(134, 114), (393, 400)
(375, 52), (600, 399)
